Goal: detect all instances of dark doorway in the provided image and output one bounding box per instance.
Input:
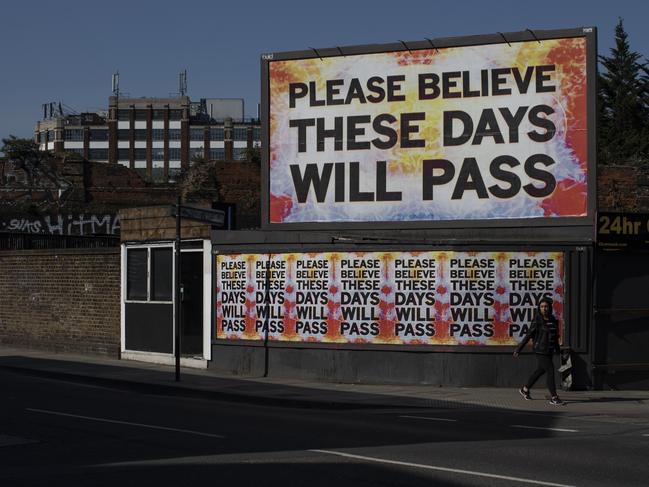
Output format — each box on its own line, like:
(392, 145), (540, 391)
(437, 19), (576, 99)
(594, 250), (649, 389)
(181, 252), (203, 356)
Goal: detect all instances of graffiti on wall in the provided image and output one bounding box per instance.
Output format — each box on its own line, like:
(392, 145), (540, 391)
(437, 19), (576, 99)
(0, 214), (120, 235)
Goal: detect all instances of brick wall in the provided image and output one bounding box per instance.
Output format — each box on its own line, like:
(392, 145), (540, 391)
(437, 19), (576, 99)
(598, 165), (649, 212)
(119, 205), (211, 241)
(2, 156), (261, 229)
(215, 161), (260, 228)
(0, 248), (121, 356)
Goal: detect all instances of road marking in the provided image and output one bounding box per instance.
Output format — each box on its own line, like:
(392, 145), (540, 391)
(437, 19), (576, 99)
(26, 408), (225, 439)
(399, 415), (457, 422)
(0, 434), (37, 447)
(512, 424), (578, 433)
(310, 449), (575, 487)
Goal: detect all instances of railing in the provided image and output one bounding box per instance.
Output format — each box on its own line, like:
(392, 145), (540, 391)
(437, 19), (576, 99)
(0, 232), (119, 251)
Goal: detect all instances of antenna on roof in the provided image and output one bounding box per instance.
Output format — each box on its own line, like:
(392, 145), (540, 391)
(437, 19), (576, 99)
(179, 70), (187, 96)
(112, 71), (120, 96)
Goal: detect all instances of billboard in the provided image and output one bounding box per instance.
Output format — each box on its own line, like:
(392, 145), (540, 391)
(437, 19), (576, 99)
(216, 251), (564, 346)
(264, 29), (595, 226)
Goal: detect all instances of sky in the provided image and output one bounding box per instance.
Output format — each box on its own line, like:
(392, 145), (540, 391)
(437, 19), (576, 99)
(1, 0), (647, 141)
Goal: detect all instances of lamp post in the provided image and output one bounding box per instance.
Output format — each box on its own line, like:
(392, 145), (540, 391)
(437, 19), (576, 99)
(174, 194), (181, 381)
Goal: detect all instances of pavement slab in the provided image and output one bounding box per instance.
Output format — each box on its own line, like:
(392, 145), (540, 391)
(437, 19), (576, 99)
(0, 346), (647, 423)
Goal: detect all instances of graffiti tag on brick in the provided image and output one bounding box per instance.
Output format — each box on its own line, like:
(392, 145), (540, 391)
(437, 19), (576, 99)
(0, 214), (120, 235)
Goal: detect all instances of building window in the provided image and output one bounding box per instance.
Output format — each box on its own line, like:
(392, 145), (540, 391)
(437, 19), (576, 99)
(190, 147), (204, 161)
(190, 128), (204, 141)
(47, 131), (55, 141)
(151, 248), (173, 301)
(118, 110), (131, 121)
(153, 109), (166, 120)
(39, 132), (47, 143)
(168, 129), (181, 141)
(169, 109), (182, 120)
(151, 168), (166, 183)
(88, 149), (108, 160)
(209, 148), (224, 160)
(135, 109), (148, 121)
(126, 248), (148, 301)
(118, 148), (130, 160)
(233, 127), (248, 141)
(65, 148), (84, 156)
(134, 148), (146, 160)
(126, 247), (173, 303)
(232, 147), (247, 161)
(65, 129), (84, 141)
(253, 127), (260, 141)
(90, 129), (108, 141)
(152, 129), (165, 141)
(135, 129), (147, 140)
(169, 148), (181, 160)
(118, 129), (130, 141)
(169, 168), (182, 180)
(152, 148), (165, 161)
(209, 127), (224, 141)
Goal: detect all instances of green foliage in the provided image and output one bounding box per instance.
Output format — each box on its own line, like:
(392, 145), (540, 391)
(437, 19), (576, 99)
(598, 19), (649, 166)
(178, 158), (221, 201)
(1, 135), (46, 167)
(240, 146), (261, 164)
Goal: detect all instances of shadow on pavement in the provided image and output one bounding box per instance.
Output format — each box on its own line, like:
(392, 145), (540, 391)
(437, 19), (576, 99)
(0, 355), (462, 410)
(2, 354), (639, 487)
(3, 462), (485, 487)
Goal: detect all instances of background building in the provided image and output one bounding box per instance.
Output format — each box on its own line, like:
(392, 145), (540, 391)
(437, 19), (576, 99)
(35, 97), (261, 182)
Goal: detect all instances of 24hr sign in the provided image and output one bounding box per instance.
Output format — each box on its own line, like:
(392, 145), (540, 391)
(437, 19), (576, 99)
(268, 36), (589, 223)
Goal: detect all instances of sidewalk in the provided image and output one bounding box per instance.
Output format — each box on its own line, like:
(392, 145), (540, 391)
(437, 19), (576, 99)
(1, 346), (647, 423)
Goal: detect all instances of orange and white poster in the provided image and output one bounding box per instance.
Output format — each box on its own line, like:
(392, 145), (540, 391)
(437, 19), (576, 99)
(268, 37), (588, 223)
(216, 251), (564, 346)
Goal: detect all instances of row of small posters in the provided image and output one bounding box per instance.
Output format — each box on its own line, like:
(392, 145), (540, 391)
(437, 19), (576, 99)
(216, 251), (564, 346)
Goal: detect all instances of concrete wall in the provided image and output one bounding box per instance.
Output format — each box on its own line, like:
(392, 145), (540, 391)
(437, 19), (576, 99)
(210, 344), (580, 388)
(0, 248), (120, 355)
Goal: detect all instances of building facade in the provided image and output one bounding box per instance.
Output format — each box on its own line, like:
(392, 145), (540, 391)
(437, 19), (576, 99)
(35, 97), (261, 181)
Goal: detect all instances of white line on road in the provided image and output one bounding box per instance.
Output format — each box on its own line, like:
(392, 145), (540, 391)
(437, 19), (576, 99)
(512, 424), (578, 433)
(399, 415), (457, 422)
(310, 449), (576, 487)
(26, 408), (225, 439)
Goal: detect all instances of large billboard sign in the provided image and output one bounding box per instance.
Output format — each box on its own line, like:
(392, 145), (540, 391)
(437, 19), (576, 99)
(216, 251), (564, 347)
(263, 28), (595, 227)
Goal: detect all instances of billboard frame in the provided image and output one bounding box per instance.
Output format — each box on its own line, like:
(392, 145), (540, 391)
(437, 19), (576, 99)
(212, 243), (584, 353)
(260, 27), (597, 231)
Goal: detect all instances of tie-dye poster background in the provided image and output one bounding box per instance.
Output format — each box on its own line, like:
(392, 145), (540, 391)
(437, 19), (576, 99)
(216, 251), (564, 346)
(269, 37), (588, 223)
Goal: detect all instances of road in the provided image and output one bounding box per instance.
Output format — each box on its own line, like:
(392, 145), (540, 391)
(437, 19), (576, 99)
(1, 369), (648, 487)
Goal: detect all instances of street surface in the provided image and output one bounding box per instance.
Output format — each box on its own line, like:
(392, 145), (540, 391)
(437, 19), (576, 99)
(1, 369), (648, 487)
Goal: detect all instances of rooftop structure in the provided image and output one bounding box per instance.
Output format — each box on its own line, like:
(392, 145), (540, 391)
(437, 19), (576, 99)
(35, 96), (260, 182)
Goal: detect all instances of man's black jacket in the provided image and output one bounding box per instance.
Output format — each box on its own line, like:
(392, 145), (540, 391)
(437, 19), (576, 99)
(515, 316), (560, 355)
